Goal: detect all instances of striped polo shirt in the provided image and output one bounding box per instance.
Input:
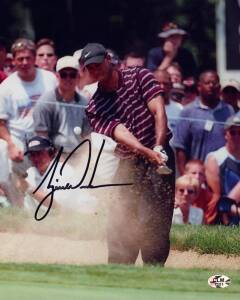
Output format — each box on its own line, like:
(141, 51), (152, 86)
(86, 67), (163, 158)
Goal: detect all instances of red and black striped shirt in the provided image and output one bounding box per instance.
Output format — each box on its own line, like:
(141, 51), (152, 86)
(86, 67), (163, 157)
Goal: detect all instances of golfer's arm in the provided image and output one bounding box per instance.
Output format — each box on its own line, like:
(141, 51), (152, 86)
(147, 95), (168, 146)
(113, 124), (147, 154)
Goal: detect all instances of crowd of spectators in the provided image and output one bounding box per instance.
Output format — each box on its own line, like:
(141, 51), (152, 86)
(0, 21), (239, 226)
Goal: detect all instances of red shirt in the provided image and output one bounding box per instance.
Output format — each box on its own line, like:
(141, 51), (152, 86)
(86, 67), (163, 158)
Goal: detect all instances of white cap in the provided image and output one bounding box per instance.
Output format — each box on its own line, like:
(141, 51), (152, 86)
(56, 56), (79, 72)
(73, 49), (82, 60)
(222, 79), (240, 92)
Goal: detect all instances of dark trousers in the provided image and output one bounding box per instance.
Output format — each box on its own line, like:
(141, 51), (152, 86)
(107, 145), (175, 265)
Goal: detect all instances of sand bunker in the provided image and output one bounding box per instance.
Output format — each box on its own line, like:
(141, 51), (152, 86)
(0, 231), (239, 270)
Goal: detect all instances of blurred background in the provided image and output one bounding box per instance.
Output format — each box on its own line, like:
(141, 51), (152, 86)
(0, 0), (239, 79)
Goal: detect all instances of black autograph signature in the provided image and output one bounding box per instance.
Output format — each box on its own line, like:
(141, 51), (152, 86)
(33, 139), (132, 221)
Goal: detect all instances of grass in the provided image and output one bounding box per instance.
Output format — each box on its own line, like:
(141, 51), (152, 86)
(171, 225), (240, 255)
(0, 263), (239, 299)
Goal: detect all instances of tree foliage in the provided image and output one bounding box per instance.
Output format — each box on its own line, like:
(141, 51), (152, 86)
(0, 0), (218, 70)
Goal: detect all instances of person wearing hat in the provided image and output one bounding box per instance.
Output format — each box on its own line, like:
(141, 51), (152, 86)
(147, 22), (197, 79)
(33, 55), (91, 154)
(205, 114), (240, 225)
(18, 135), (97, 216)
(80, 42), (175, 265)
(221, 79), (240, 112)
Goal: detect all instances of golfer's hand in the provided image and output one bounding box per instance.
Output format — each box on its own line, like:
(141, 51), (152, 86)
(140, 147), (165, 165)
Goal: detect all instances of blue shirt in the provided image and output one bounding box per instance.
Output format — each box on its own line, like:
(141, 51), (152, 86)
(172, 98), (234, 161)
(147, 46), (197, 78)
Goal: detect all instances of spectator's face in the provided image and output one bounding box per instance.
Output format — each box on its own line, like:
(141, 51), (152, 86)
(198, 73), (220, 101)
(125, 56), (145, 68)
(185, 164), (206, 185)
(57, 68), (79, 91)
(4, 57), (15, 75)
(167, 66), (182, 83)
(225, 126), (240, 149)
(166, 34), (183, 48)
(13, 49), (36, 79)
(29, 150), (51, 175)
(176, 185), (197, 206)
(154, 72), (172, 98)
(36, 45), (57, 72)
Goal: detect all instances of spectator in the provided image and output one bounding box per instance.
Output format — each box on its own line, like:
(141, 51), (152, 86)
(182, 77), (198, 106)
(3, 53), (15, 76)
(18, 136), (97, 215)
(147, 22), (197, 78)
(221, 79), (240, 113)
(205, 115), (240, 225)
(184, 159), (212, 224)
(173, 175), (203, 225)
(167, 62), (183, 84)
(173, 70), (234, 175)
(170, 82), (185, 104)
(82, 42), (175, 265)
(0, 37), (7, 83)
(35, 38), (57, 72)
(122, 51), (146, 68)
(33, 56), (90, 154)
(0, 38), (57, 206)
(154, 69), (182, 132)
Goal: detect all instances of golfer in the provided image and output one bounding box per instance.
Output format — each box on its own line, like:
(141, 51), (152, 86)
(80, 43), (175, 265)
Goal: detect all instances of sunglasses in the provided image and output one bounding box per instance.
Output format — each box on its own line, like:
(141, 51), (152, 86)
(59, 71), (78, 79)
(178, 188), (195, 195)
(11, 40), (35, 53)
(229, 129), (240, 136)
(37, 53), (54, 57)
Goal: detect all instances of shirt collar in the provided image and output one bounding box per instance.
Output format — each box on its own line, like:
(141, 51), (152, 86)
(195, 97), (223, 111)
(55, 87), (80, 103)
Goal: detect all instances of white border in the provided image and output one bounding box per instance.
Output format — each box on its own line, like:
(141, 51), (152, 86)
(216, 0), (240, 81)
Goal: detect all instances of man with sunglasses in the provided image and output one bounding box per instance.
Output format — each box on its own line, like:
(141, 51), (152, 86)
(0, 38), (57, 206)
(81, 43), (175, 266)
(205, 115), (240, 225)
(33, 56), (90, 154)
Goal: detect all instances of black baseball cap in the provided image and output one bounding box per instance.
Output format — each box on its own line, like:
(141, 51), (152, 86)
(80, 43), (107, 67)
(24, 136), (54, 155)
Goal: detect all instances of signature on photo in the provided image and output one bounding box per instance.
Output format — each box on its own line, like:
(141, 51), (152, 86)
(33, 139), (132, 221)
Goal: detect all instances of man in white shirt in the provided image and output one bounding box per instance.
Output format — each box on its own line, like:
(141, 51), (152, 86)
(0, 38), (57, 206)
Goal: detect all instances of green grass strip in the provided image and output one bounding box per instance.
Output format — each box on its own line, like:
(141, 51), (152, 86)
(0, 263), (239, 294)
(171, 225), (240, 255)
